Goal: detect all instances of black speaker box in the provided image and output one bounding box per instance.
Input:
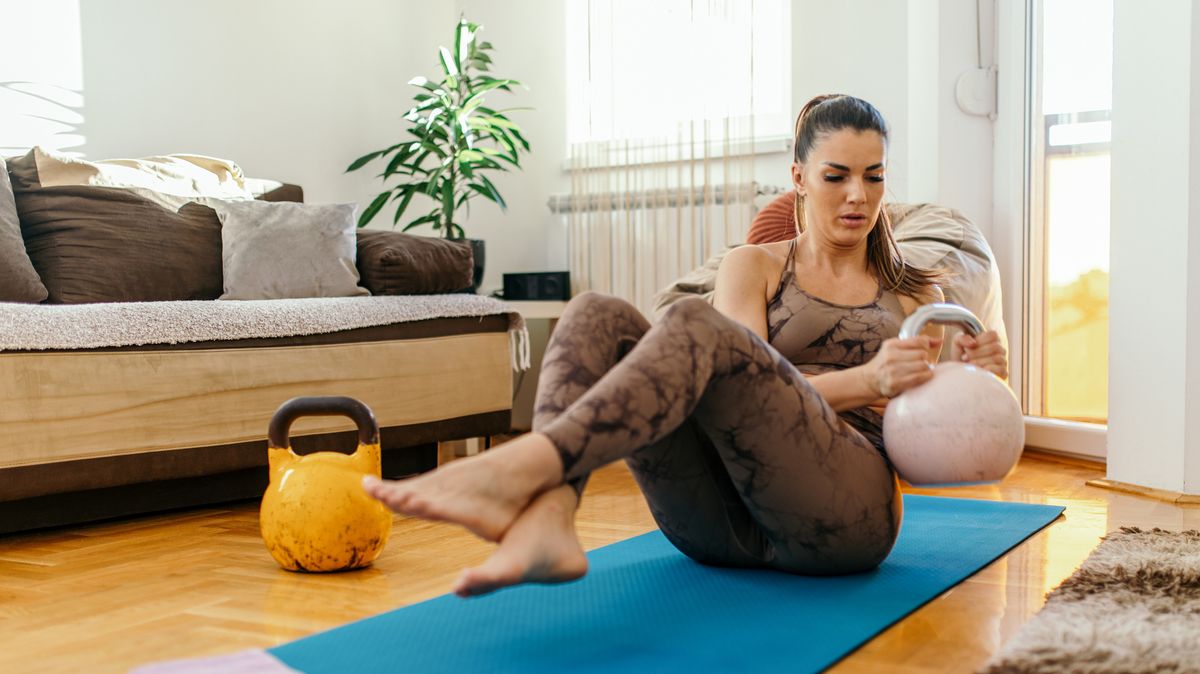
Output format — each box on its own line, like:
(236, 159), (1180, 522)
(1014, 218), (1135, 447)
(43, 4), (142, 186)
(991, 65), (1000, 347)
(503, 271), (571, 301)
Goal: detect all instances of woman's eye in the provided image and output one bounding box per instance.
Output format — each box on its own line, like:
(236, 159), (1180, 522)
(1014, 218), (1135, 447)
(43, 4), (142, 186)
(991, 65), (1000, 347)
(823, 175), (844, 182)
(867, 175), (885, 183)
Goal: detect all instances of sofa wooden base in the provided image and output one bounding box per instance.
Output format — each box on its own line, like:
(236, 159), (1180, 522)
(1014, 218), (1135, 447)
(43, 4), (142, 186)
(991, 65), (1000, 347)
(0, 442), (440, 536)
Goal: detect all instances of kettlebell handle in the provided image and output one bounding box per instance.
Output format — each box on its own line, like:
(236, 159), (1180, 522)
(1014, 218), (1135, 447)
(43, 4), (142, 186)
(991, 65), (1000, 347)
(268, 396), (380, 449)
(898, 303), (984, 340)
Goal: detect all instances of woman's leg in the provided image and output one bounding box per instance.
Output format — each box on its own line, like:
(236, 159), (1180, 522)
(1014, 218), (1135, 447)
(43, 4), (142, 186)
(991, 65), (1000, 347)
(368, 293), (899, 576)
(452, 292), (769, 595)
(448, 292), (652, 596)
(363, 292), (654, 543)
(539, 296), (901, 574)
(534, 293), (773, 567)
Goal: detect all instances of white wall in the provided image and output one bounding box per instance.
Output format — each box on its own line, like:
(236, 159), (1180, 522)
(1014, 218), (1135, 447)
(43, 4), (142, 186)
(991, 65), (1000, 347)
(2, 0), (454, 216)
(790, 0), (995, 238)
(791, 1), (915, 202)
(449, 0), (569, 291)
(73, 0), (454, 209)
(3, 0), (994, 294)
(1107, 0), (1200, 493)
(936, 0), (995, 240)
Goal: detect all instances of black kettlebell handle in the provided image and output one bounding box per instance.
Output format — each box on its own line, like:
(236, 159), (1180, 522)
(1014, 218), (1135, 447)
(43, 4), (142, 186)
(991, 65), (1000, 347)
(268, 396), (380, 449)
(898, 303), (984, 340)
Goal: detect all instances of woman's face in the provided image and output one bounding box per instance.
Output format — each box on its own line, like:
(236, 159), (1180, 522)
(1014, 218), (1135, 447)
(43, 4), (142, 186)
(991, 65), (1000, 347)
(791, 129), (887, 249)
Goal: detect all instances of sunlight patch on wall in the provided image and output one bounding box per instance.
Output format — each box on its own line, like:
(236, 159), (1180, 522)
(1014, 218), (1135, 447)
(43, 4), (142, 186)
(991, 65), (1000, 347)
(0, 0), (86, 156)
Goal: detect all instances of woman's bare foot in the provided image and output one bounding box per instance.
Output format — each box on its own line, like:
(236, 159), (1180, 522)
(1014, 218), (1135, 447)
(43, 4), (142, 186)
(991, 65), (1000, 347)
(453, 484), (588, 598)
(362, 432), (562, 541)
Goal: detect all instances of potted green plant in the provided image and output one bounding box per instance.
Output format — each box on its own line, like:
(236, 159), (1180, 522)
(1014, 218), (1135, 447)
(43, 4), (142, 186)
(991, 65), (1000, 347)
(346, 17), (532, 292)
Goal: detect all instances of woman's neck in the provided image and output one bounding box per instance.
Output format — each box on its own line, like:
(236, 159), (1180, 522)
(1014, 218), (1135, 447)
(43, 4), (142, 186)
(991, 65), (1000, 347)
(795, 231), (870, 278)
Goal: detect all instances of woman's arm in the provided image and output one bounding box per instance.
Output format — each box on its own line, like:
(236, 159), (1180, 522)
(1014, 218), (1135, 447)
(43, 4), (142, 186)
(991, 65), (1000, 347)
(714, 252), (945, 413)
(712, 245), (773, 341)
(818, 284), (946, 413)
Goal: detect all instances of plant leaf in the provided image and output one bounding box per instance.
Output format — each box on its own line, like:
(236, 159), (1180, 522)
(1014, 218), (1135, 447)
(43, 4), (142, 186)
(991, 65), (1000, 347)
(381, 143), (421, 177)
(467, 182), (499, 205)
(456, 20), (475, 67)
(509, 127), (531, 151)
(418, 140), (447, 159)
(358, 191), (391, 227)
(424, 165), (445, 194)
(391, 189), (417, 226)
(402, 212), (440, 232)
(441, 176), (455, 225)
(462, 79), (519, 109)
(475, 174), (506, 210)
(346, 150), (385, 173)
(439, 46), (459, 79)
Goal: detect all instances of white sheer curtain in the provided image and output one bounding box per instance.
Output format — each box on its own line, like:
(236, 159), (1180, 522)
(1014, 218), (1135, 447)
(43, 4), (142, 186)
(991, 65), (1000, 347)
(562, 0), (790, 314)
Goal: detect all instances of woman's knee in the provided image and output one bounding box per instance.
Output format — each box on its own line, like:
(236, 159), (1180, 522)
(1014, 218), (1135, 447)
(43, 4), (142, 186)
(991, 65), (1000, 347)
(564, 291), (641, 321)
(661, 295), (720, 326)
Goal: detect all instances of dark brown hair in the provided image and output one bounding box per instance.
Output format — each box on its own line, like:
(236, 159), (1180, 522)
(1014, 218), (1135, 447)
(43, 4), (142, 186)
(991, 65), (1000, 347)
(792, 94), (941, 300)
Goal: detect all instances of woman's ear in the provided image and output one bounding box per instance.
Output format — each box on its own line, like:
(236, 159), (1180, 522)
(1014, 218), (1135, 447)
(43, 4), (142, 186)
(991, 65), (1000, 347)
(791, 161), (806, 198)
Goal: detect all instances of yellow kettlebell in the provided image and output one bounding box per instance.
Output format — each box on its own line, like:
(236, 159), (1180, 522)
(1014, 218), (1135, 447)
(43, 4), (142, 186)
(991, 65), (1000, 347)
(260, 396), (392, 572)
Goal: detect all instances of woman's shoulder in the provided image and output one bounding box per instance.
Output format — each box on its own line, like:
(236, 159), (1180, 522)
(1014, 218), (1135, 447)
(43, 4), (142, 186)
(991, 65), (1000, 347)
(716, 240), (794, 296)
(721, 240), (792, 269)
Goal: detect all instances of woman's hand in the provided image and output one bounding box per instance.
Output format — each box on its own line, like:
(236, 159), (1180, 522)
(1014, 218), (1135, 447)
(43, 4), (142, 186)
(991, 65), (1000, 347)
(952, 330), (1009, 379)
(862, 335), (943, 399)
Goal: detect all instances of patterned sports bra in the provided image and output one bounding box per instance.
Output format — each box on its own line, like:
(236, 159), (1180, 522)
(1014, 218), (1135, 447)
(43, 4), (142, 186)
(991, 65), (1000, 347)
(764, 239), (910, 449)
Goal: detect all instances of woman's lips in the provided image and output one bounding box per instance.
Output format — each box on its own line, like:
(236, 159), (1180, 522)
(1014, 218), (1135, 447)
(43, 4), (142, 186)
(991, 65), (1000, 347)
(839, 214), (868, 226)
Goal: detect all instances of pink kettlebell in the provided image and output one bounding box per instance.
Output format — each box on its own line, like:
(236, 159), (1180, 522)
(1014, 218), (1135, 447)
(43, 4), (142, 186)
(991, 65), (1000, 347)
(882, 303), (1024, 486)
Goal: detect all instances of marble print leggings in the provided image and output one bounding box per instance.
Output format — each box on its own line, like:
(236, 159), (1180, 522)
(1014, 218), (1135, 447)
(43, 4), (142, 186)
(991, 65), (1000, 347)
(533, 293), (902, 575)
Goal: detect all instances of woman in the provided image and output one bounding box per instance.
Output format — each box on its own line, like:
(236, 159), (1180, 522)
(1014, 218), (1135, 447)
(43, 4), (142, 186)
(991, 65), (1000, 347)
(363, 94), (1009, 598)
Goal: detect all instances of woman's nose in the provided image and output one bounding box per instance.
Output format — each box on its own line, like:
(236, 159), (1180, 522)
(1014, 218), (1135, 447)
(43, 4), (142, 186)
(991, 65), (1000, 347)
(846, 178), (866, 204)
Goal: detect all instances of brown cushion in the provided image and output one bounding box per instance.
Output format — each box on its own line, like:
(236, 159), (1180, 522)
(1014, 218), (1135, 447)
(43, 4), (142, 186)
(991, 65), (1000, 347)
(355, 230), (473, 295)
(8, 150), (224, 303)
(256, 183), (304, 203)
(747, 191), (798, 244)
(0, 156), (49, 303)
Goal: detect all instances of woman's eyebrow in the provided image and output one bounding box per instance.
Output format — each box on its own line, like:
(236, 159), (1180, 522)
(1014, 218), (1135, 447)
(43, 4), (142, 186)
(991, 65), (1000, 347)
(820, 161), (886, 171)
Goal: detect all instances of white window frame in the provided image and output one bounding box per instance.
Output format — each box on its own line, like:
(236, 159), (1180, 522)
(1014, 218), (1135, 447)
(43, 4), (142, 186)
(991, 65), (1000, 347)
(994, 0), (1107, 462)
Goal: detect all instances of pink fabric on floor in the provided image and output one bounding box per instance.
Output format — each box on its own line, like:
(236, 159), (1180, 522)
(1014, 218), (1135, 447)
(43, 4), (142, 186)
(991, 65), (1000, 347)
(129, 649), (300, 674)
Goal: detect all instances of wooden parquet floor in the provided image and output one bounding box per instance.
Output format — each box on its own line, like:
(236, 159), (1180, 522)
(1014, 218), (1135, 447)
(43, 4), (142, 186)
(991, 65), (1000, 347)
(1, 450), (1198, 674)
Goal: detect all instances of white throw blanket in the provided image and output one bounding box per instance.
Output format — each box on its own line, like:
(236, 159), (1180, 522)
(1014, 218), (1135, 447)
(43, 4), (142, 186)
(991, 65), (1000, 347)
(0, 295), (531, 370)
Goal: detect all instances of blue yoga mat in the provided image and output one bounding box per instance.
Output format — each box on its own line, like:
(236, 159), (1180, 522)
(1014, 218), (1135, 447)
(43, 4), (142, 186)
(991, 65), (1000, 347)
(270, 495), (1063, 674)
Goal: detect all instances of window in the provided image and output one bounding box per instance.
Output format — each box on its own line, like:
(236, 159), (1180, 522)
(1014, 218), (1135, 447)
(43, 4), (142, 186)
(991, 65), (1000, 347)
(1031, 0), (1113, 423)
(565, 0), (791, 148)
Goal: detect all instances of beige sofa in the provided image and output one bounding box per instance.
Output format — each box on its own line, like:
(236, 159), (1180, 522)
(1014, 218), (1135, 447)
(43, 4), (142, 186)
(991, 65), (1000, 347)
(0, 158), (516, 534)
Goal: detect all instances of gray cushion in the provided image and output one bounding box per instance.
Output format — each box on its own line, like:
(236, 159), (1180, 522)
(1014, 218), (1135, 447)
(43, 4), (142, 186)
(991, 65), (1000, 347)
(214, 200), (369, 300)
(0, 156), (49, 303)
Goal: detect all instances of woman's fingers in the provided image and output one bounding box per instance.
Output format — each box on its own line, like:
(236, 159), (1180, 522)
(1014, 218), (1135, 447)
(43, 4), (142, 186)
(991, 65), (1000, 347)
(880, 359), (935, 396)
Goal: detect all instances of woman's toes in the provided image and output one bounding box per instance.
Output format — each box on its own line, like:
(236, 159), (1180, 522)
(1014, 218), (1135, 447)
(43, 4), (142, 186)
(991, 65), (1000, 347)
(454, 567), (505, 598)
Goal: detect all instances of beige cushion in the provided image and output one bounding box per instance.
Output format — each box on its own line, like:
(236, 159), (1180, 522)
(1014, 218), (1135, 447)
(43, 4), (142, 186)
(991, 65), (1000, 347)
(214, 201), (369, 300)
(0, 156), (49, 303)
(23, 146), (254, 210)
(888, 204), (1007, 356)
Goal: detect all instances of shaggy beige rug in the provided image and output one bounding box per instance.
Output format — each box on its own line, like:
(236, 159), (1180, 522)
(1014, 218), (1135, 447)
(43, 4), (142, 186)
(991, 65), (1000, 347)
(981, 527), (1200, 674)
